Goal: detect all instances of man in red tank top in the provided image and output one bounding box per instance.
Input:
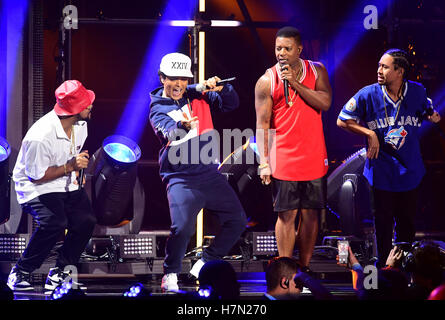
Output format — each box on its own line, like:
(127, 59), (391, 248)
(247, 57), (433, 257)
(255, 27), (332, 270)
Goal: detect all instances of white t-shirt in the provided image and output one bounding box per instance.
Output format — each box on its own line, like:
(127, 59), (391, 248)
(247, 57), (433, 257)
(13, 110), (88, 204)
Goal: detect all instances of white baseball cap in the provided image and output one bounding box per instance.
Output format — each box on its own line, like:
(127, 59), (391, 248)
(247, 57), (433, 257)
(159, 52), (194, 78)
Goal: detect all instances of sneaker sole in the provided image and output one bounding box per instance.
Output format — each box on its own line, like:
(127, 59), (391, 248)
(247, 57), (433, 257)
(44, 283), (87, 291)
(9, 286), (35, 291)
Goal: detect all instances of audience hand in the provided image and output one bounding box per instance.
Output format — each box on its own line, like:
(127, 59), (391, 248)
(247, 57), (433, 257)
(385, 246), (404, 268)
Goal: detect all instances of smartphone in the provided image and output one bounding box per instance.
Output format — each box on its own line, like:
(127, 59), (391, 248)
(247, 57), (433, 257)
(338, 240), (349, 264)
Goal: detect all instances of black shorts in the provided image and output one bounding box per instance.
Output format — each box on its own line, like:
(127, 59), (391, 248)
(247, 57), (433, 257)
(272, 176), (327, 212)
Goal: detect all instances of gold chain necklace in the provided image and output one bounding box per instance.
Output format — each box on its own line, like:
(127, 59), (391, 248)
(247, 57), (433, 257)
(287, 60), (303, 107)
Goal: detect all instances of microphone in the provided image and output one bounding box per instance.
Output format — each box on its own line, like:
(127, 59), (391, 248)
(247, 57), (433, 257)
(195, 77), (236, 92)
(280, 64), (289, 105)
(78, 169), (84, 190)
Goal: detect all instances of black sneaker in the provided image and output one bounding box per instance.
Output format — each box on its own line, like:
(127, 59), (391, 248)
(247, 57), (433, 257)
(44, 267), (86, 293)
(7, 266), (34, 291)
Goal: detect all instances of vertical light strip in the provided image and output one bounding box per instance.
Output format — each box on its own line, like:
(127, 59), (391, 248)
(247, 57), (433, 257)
(198, 31), (205, 83)
(196, 0), (205, 251)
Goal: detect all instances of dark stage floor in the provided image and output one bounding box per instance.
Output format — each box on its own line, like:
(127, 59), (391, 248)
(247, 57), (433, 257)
(1, 255), (357, 301)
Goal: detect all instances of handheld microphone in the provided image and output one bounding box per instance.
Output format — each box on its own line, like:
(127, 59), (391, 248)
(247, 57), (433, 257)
(280, 64), (289, 105)
(78, 169), (84, 190)
(196, 77), (236, 92)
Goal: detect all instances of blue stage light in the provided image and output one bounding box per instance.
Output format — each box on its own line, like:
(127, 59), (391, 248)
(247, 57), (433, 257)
(123, 283), (150, 298)
(198, 287), (211, 298)
(323, 0), (392, 76)
(0, 136), (11, 225)
(115, 0), (198, 144)
(50, 281), (86, 300)
(88, 135), (142, 226)
(0, 136), (10, 162)
(103, 135), (141, 165)
(0, 0), (29, 137)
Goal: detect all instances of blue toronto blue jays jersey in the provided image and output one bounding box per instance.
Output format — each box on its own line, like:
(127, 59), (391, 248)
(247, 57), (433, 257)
(338, 81), (432, 191)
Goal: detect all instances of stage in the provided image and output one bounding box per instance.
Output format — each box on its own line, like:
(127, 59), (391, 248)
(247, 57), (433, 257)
(1, 254), (356, 301)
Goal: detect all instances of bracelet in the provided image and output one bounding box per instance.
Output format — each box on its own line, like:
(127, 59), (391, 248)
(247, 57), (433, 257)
(258, 163), (269, 169)
(63, 164), (68, 176)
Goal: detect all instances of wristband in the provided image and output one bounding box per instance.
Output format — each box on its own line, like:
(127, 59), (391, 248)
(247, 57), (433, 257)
(258, 163), (269, 169)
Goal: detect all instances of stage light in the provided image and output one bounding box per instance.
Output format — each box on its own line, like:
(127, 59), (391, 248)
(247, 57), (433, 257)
(0, 137), (10, 162)
(115, 0), (197, 144)
(50, 281), (86, 300)
(0, 0), (29, 138)
(218, 136), (274, 232)
(88, 135), (141, 227)
(252, 232), (277, 256)
(169, 20), (195, 27)
(123, 283), (151, 298)
(119, 234), (156, 259)
(197, 286), (213, 299)
(0, 234), (28, 259)
(0, 136), (11, 225)
(327, 148), (373, 236)
(102, 135), (141, 165)
(323, 0), (393, 76)
(210, 20), (242, 27)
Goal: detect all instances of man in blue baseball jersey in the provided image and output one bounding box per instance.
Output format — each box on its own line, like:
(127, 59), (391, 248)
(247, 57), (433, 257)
(337, 49), (441, 267)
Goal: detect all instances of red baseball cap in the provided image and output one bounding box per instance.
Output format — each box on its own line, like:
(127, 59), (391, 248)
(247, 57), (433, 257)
(53, 80), (95, 116)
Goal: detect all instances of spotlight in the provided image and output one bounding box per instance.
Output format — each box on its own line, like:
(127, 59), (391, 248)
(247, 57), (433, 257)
(0, 137), (10, 162)
(122, 283), (151, 299)
(327, 148), (373, 236)
(252, 232), (278, 256)
(50, 281), (86, 300)
(88, 135), (141, 227)
(0, 136), (11, 225)
(218, 136), (274, 232)
(197, 286), (212, 299)
(102, 135), (141, 165)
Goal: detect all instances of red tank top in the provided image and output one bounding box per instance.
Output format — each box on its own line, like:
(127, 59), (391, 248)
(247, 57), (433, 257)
(267, 59), (328, 181)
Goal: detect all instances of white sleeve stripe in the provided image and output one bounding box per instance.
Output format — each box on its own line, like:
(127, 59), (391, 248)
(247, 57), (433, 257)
(309, 60), (318, 80)
(338, 111), (359, 121)
(267, 69), (274, 96)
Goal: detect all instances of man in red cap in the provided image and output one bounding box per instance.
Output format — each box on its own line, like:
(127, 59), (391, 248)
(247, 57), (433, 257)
(7, 80), (97, 292)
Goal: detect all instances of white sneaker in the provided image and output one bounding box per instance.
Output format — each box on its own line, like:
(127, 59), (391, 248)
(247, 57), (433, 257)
(44, 267), (86, 294)
(189, 259), (205, 278)
(7, 267), (34, 291)
(161, 273), (179, 291)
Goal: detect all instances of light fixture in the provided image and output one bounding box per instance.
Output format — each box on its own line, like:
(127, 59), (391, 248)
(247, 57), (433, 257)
(119, 234), (156, 259)
(123, 283), (151, 298)
(217, 136), (274, 232)
(50, 281), (86, 300)
(0, 137), (10, 163)
(252, 232), (277, 256)
(327, 148), (373, 236)
(0, 234), (28, 259)
(88, 134), (141, 227)
(0, 136), (11, 225)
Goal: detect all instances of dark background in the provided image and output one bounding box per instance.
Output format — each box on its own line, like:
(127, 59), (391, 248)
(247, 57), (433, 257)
(37, 0), (445, 233)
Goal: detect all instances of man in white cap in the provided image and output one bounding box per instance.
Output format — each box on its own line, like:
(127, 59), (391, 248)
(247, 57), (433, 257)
(7, 80), (97, 292)
(149, 52), (247, 291)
